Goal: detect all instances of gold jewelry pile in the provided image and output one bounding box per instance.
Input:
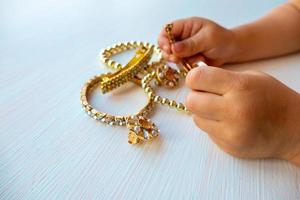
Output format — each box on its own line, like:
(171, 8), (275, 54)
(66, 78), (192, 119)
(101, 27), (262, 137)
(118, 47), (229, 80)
(80, 24), (197, 144)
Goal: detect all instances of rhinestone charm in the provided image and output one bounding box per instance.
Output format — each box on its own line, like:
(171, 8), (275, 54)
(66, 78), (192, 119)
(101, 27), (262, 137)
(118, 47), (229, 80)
(126, 115), (159, 144)
(155, 64), (180, 88)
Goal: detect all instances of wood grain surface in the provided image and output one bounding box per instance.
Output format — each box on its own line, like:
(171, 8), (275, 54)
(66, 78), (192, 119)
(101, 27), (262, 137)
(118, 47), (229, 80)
(1, 0), (300, 199)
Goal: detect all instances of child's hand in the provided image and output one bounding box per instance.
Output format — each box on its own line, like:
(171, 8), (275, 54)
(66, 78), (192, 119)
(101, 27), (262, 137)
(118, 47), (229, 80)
(158, 17), (236, 66)
(185, 66), (300, 165)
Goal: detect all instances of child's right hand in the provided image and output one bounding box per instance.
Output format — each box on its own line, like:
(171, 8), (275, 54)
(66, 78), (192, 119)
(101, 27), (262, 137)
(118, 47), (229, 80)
(158, 17), (237, 66)
(184, 66), (300, 165)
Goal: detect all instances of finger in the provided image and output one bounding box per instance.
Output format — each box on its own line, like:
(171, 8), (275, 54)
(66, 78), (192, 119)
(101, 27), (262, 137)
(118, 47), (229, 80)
(162, 52), (180, 63)
(171, 18), (201, 39)
(159, 19), (189, 54)
(207, 134), (251, 158)
(164, 18), (205, 57)
(158, 30), (171, 54)
(206, 134), (234, 154)
(186, 90), (225, 121)
(192, 115), (221, 135)
(185, 66), (236, 95)
(171, 32), (206, 58)
(193, 117), (229, 144)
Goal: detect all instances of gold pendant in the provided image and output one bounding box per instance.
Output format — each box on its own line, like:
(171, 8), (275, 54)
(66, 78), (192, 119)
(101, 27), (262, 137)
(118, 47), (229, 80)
(126, 115), (159, 144)
(156, 64), (180, 88)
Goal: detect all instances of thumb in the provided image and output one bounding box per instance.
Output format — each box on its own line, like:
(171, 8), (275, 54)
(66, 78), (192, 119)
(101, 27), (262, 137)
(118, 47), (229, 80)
(186, 66), (237, 95)
(171, 34), (205, 58)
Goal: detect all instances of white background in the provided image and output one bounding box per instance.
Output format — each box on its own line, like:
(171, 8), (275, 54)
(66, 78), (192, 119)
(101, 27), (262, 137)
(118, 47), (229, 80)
(1, 0), (300, 199)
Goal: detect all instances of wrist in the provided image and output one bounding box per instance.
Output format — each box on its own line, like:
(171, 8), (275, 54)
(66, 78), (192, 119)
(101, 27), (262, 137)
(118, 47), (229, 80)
(227, 27), (247, 64)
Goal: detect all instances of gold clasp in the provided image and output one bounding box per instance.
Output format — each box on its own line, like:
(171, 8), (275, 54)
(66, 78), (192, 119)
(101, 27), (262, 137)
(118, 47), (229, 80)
(100, 46), (154, 93)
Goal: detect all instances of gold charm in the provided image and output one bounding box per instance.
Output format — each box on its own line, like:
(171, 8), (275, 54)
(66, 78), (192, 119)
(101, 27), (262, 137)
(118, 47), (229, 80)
(156, 64), (180, 88)
(100, 46), (154, 93)
(126, 115), (159, 144)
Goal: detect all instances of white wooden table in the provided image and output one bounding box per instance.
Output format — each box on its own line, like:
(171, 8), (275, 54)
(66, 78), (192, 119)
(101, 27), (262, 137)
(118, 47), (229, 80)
(1, 0), (300, 199)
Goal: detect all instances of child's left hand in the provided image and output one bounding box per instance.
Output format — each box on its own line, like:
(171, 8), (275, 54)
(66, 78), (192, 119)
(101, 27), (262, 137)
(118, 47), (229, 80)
(185, 66), (300, 165)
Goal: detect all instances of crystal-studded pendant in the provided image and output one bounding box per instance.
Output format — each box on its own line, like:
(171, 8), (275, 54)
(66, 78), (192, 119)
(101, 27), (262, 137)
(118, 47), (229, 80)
(126, 115), (160, 144)
(155, 64), (180, 88)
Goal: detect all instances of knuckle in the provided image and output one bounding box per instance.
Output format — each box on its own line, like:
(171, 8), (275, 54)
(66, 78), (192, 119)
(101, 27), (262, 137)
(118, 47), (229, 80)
(245, 70), (264, 76)
(189, 38), (198, 52)
(204, 27), (218, 41)
(209, 29), (217, 39)
(190, 16), (201, 21)
(233, 74), (251, 91)
(230, 104), (253, 124)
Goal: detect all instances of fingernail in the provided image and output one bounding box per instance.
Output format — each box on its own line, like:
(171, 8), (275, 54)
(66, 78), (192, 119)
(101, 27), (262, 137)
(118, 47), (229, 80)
(197, 61), (208, 68)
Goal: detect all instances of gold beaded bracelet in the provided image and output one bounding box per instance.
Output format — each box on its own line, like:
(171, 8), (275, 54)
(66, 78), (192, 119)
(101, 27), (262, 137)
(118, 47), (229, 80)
(80, 73), (160, 144)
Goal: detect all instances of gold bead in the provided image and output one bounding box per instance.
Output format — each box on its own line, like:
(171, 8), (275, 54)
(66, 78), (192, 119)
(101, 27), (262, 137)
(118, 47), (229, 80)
(154, 96), (161, 102)
(169, 100), (176, 107)
(144, 87), (151, 93)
